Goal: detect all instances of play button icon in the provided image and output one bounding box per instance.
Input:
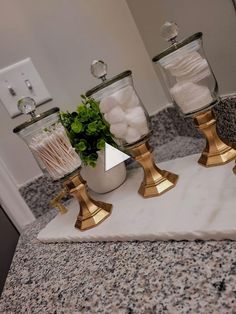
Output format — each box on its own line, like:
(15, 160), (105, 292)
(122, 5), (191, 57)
(105, 143), (130, 171)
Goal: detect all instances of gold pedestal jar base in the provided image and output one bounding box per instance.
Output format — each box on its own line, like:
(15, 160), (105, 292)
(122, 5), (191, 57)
(50, 188), (69, 214)
(233, 163), (236, 175)
(229, 143), (236, 175)
(127, 141), (178, 198)
(194, 109), (236, 167)
(63, 171), (112, 231)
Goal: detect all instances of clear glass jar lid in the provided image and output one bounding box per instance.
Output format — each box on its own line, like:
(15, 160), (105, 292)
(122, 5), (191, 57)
(152, 21), (202, 63)
(85, 60), (131, 97)
(13, 97), (59, 133)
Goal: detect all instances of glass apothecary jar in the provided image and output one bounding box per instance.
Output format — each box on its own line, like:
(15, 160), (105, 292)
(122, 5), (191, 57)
(153, 22), (219, 115)
(13, 97), (112, 230)
(152, 22), (236, 167)
(86, 61), (150, 148)
(86, 61), (178, 198)
(13, 97), (81, 180)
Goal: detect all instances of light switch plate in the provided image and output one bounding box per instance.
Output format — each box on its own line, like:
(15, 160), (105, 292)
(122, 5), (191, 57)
(0, 58), (52, 117)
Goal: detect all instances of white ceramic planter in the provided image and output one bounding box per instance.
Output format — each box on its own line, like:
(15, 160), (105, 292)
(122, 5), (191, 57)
(80, 151), (127, 194)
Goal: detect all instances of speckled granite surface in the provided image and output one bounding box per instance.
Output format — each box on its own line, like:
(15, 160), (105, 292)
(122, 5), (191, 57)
(19, 173), (67, 219)
(214, 96), (236, 144)
(1, 135), (236, 313)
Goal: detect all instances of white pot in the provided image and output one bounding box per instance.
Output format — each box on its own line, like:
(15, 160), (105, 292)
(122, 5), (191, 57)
(80, 151), (127, 194)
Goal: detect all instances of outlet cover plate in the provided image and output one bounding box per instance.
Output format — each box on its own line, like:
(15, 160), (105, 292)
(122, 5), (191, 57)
(0, 58), (52, 117)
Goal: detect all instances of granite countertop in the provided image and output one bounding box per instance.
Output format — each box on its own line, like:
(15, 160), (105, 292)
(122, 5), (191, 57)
(1, 134), (236, 313)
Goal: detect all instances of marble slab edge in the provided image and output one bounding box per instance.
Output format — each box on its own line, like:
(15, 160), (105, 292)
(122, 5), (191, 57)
(38, 230), (236, 243)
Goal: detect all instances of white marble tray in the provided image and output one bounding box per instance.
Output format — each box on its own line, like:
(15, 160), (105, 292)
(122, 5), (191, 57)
(37, 154), (236, 242)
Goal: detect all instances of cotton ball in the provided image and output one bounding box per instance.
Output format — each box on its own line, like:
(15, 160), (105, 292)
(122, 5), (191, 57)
(139, 123), (149, 136)
(125, 107), (147, 128)
(110, 122), (128, 138)
(104, 113), (108, 122)
(123, 91), (140, 109)
(125, 127), (141, 144)
(113, 86), (133, 106)
(105, 106), (126, 124)
(100, 96), (119, 114)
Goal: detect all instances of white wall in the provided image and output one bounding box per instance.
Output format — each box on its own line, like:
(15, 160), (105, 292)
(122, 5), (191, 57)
(0, 0), (167, 186)
(126, 0), (236, 96)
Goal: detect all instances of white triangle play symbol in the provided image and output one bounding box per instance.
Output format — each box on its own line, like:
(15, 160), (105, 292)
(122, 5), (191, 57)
(105, 143), (130, 171)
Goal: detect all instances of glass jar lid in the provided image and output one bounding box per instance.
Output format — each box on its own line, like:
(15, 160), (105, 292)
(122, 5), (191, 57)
(85, 60), (132, 97)
(13, 97), (59, 133)
(152, 21), (202, 62)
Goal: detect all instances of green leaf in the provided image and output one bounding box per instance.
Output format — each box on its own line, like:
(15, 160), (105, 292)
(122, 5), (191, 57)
(75, 139), (87, 152)
(86, 121), (98, 135)
(59, 111), (73, 129)
(69, 129), (76, 142)
(87, 152), (98, 167)
(97, 138), (105, 150)
(71, 120), (83, 133)
(77, 105), (90, 122)
(88, 160), (96, 168)
(96, 120), (106, 131)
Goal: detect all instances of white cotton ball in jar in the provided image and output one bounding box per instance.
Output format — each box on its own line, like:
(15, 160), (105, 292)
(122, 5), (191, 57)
(100, 96), (120, 114)
(124, 91), (140, 109)
(104, 106), (126, 124)
(125, 127), (141, 144)
(125, 106), (147, 127)
(113, 86), (133, 106)
(110, 122), (128, 138)
(139, 123), (149, 136)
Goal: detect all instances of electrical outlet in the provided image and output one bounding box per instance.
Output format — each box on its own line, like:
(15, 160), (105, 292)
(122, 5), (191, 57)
(0, 58), (52, 117)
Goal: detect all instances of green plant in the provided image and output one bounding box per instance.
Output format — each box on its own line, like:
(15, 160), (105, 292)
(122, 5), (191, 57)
(60, 95), (117, 167)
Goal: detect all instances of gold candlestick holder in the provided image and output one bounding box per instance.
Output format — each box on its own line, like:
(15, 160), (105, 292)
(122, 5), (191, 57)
(50, 188), (68, 214)
(233, 163), (236, 175)
(193, 108), (236, 167)
(228, 143), (236, 174)
(51, 170), (112, 231)
(63, 171), (112, 231)
(127, 140), (178, 198)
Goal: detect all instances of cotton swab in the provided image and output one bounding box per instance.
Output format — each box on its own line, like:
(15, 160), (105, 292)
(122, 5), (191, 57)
(29, 124), (81, 179)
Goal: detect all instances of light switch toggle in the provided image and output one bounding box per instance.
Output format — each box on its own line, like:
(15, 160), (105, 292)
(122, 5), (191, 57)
(8, 85), (16, 96)
(25, 79), (33, 91)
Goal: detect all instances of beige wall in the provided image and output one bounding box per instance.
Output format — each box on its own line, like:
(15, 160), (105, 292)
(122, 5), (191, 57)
(126, 0), (236, 96)
(0, 0), (167, 186)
